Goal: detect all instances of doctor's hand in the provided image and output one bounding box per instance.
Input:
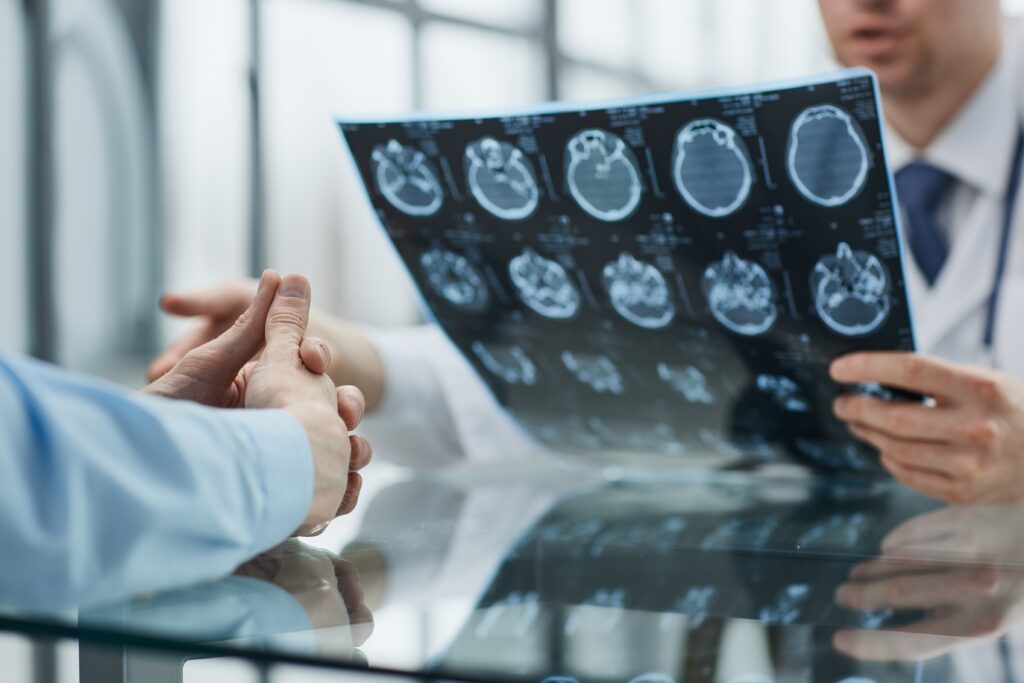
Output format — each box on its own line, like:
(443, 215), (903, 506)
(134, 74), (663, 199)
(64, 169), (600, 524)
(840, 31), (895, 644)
(148, 279), (385, 411)
(831, 556), (1024, 662)
(244, 275), (370, 535)
(831, 352), (1024, 504)
(831, 503), (1024, 662)
(143, 271), (335, 408)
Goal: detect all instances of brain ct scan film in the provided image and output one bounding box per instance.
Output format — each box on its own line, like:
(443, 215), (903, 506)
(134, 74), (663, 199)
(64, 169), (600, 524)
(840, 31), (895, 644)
(562, 351), (626, 395)
(472, 341), (538, 386)
(812, 242), (892, 336)
(420, 247), (490, 312)
(339, 69), (916, 474)
(603, 253), (676, 329)
(787, 105), (870, 207)
(465, 137), (540, 220)
(702, 251), (778, 336)
(509, 248), (581, 319)
(372, 140), (445, 216)
(673, 119), (753, 217)
(566, 129), (644, 221)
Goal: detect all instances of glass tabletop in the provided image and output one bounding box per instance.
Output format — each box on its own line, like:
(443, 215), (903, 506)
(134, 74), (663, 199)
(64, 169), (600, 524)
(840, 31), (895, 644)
(5, 462), (1024, 683)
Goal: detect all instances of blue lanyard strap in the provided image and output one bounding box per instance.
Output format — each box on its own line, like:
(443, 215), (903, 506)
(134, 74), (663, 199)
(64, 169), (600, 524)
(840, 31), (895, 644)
(983, 130), (1024, 349)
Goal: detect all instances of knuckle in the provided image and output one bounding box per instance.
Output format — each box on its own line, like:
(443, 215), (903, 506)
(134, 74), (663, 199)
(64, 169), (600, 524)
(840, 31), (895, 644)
(881, 410), (910, 435)
(268, 309), (307, 332)
(903, 356), (926, 384)
(883, 578), (908, 604)
(970, 376), (1006, 406)
(963, 419), (1000, 452)
(232, 310), (252, 331)
(951, 457), (981, 484)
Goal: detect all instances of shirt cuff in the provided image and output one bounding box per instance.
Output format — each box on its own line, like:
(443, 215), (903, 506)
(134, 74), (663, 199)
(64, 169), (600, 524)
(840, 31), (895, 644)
(226, 409), (313, 556)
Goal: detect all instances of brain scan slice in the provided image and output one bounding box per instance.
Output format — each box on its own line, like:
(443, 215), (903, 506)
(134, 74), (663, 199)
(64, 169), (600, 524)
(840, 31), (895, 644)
(787, 105), (869, 207)
(419, 248), (489, 312)
(702, 252), (778, 336)
(812, 242), (891, 336)
(673, 119), (753, 218)
(756, 374), (810, 413)
(759, 583), (810, 626)
(602, 253), (676, 329)
(657, 363), (713, 404)
(371, 140), (444, 216)
(561, 351), (625, 395)
(508, 249), (581, 319)
(465, 137), (540, 220)
(471, 341), (538, 386)
(565, 129), (643, 221)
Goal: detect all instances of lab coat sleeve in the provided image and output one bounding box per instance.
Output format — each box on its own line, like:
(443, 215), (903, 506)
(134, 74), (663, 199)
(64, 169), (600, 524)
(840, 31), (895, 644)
(0, 355), (313, 609)
(359, 325), (547, 467)
(359, 325), (466, 467)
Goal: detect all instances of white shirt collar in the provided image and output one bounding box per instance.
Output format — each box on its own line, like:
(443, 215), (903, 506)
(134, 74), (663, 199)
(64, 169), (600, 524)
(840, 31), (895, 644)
(885, 24), (1021, 199)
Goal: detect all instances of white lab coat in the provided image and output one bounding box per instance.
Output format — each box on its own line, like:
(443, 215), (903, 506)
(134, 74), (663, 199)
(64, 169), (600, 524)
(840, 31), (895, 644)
(361, 18), (1024, 467)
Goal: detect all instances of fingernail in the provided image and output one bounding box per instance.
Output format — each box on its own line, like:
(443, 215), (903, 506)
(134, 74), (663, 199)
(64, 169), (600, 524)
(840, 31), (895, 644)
(318, 341), (331, 368)
(348, 397), (364, 421)
(835, 585), (851, 604)
(830, 356), (850, 379)
(279, 275), (309, 299)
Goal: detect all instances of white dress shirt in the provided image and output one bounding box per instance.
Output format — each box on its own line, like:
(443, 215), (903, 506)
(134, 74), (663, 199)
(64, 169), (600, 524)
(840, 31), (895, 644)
(887, 18), (1024, 372)
(362, 19), (1024, 466)
(0, 354), (313, 608)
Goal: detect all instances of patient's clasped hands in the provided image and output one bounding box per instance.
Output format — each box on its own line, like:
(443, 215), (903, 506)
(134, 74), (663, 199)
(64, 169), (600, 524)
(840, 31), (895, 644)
(144, 270), (372, 535)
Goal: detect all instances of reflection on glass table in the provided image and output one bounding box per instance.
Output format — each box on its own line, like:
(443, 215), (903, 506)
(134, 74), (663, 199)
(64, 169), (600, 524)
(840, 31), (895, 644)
(7, 465), (1024, 682)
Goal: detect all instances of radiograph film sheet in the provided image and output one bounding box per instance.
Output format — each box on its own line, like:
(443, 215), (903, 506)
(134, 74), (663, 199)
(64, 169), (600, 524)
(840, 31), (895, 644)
(338, 69), (916, 473)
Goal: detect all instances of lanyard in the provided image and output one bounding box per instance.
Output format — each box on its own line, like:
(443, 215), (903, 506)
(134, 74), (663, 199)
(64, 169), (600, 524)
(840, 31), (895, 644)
(983, 130), (1024, 350)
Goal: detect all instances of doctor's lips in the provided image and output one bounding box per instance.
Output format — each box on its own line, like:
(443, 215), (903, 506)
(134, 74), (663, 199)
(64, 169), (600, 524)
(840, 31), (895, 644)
(844, 22), (910, 58)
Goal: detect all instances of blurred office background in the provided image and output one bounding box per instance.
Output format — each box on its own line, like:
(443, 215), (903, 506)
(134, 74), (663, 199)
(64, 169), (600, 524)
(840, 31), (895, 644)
(3, 0), (1024, 382)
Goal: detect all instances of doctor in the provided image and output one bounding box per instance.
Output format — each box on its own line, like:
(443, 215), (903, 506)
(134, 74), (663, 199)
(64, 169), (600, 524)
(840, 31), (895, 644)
(151, 0), (1024, 502)
(821, 0), (1024, 504)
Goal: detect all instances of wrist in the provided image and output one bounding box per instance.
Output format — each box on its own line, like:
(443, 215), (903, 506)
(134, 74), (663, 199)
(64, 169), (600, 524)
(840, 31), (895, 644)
(310, 313), (386, 412)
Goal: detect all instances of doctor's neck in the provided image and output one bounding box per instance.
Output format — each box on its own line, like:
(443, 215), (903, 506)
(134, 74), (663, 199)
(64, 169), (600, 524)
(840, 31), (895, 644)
(880, 32), (1002, 150)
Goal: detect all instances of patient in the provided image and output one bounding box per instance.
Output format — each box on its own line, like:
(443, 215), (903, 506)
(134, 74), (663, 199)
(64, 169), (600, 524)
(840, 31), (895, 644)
(0, 272), (372, 608)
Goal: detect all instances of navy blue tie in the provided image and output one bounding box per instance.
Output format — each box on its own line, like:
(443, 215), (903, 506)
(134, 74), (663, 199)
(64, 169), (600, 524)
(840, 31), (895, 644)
(895, 162), (956, 286)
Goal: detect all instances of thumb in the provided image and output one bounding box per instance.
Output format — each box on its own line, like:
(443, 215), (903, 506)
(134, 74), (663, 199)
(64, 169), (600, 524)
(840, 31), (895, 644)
(265, 274), (312, 363)
(200, 270), (281, 379)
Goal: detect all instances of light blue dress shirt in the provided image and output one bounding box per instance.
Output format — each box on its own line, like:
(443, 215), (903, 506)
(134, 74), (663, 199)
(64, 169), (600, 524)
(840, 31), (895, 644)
(0, 354), (313, 609)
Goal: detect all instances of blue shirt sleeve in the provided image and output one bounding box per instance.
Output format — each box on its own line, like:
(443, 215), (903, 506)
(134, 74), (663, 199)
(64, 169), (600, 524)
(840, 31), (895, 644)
(0, 354), (313, 609)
